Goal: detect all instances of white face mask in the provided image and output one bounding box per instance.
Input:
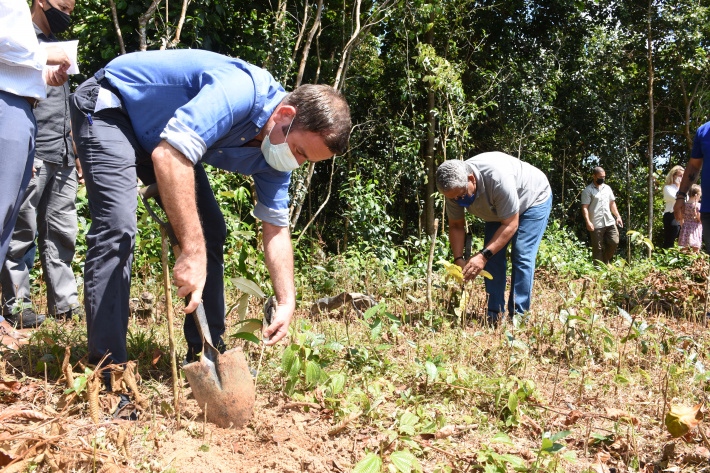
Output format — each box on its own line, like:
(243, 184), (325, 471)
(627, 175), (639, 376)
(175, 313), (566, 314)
(262, 118), (299, 172)
(675, 176), (682, 185)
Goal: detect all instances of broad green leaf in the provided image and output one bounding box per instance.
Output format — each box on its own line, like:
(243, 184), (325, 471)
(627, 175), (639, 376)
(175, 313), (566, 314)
(491, 432), (513, 445)
(328, 373), (346, 395)
(232, 332), (260, 344)
(72, 376), (87, 394)
(282, 344), (297, 372)
(235, 318), (263, 334)
(353, 453), (383, 473)
(390, 450), (421, 473)
(305, 360), (322, 386)
(236, 293), (250, 321)
(364, 304), (382, 321)
(229, 277), (265, 297)
(550, 430), (571, 442)
(399, 411), (419, 427)
(439, 260), (463, 284)
(425, 361), (439, 383)
(289, 356), (302, 379)
(507, 391), (518, 413)
(498, 454), (526, 468)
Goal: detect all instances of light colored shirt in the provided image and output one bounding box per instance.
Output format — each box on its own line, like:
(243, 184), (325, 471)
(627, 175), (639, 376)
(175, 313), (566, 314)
(0, 0), (47, 99)
(663, 184), (678, 214)
(99, 50), (290, 226)
(445, 152), (551, 222)
(581, 183), (616, 228)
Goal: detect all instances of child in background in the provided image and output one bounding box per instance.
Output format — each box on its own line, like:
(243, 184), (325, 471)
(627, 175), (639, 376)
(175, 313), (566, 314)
(679, 184), (703, 251)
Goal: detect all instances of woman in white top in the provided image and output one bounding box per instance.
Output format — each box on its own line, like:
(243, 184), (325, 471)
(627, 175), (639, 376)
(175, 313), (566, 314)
(663, 165), (685, 248)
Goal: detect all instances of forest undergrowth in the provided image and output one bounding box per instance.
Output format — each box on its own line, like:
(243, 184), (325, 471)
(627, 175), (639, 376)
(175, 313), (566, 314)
(2, 238), (710, 473)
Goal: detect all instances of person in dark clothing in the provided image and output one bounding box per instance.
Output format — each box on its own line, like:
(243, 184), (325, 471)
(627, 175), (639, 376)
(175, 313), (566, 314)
(1, 0), (81, 329)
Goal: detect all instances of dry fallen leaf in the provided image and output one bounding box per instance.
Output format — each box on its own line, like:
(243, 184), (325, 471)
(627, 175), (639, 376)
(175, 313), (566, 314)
(665, 402), (703, 438)
(605, 407), (639, 426)
(564, 410), (585, 426)
(151, 348), (164, 366)
(0, 380), (20, 393)
(434, 425), (457, 439)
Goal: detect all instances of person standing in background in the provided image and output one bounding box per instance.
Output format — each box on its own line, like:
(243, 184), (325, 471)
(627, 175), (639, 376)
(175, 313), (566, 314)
(675, 120), (710, 254)
(0, 0), (70, 347)
(2, 0), (82, 328)
(662, 165), (684, 249)
(581, 167), (624, 265)
(678, 184), (702, 252)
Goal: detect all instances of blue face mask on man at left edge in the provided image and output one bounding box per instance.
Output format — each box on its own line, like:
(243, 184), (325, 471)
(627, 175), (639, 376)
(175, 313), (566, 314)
(455, 192), (476, 207)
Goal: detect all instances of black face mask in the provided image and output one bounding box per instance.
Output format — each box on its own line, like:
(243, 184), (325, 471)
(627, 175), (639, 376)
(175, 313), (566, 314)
(44, 0), (71, 34)
(596, 178), (605, 185)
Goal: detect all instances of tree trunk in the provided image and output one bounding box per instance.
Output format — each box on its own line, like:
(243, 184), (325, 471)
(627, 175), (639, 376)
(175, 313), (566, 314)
(264, 0), (288, 70)
(138, 0), (161, 51)
(108, 0), (126, 55)
(282, 1), (309, 83)
(646, 0), (654, 257)
(296, 0), (324, 87)
(423, 11), (437, 236)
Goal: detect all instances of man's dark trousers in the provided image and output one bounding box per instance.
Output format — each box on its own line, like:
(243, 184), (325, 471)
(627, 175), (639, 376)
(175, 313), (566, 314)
(70, 77), (227, 377)
(0, 92), (36, 293)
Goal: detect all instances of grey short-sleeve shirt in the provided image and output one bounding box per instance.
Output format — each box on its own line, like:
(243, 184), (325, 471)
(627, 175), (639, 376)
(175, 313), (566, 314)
(581, 183), (616, 228)
(445, 152), (551, 222)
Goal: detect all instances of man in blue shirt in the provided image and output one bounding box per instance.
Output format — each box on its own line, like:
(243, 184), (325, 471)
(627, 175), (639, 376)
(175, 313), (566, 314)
(70, 50), (351, 383)
(675, 120), (710, 253)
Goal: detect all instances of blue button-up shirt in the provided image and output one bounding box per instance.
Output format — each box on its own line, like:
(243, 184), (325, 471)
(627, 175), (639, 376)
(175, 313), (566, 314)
(102, 50), (290, 226)
(692, 121), (710, 213)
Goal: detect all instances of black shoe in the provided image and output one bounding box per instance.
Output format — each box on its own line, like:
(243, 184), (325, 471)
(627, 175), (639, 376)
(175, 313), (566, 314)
(112, 393), (138, 420)
(53, 306), (85, 321)
(5, 308), (45, 329)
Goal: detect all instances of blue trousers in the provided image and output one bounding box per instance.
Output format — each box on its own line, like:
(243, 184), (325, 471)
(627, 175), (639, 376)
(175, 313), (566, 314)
(70, 78), (227, 373)
(483, 194), (552, 322)
(0, 91), (37, 325)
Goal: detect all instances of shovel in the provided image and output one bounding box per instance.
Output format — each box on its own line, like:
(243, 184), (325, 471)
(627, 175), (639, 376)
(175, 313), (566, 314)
(139, 184), (255, 428)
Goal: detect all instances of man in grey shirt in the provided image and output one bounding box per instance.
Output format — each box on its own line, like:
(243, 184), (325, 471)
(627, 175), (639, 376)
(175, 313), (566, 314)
(581, 167), (623, 264)
(1, 0), (81, 328)
(437, 152), (552, 325)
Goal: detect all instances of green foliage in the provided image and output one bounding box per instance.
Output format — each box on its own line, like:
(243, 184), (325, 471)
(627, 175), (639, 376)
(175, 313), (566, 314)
(537, 221), (594, 277)
(281, 320), (336, 396)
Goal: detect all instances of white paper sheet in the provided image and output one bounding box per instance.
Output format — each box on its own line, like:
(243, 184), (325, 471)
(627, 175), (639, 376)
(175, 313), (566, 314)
(42, 40), (80, 75)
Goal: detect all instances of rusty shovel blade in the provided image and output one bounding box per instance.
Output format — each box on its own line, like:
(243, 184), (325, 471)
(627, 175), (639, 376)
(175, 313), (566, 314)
(183, 346), (255, 428)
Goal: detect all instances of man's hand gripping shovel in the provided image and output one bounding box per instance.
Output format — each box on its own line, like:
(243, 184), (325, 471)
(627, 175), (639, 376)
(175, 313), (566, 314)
(139, 184), (255, 428)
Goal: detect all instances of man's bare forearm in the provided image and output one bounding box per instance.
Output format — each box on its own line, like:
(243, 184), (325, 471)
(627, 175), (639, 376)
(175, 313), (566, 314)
(448, 218), (466, 260)
(679, 158), (703, 194)
(152, 141), (204, 256)
(263, 222), (296, 308)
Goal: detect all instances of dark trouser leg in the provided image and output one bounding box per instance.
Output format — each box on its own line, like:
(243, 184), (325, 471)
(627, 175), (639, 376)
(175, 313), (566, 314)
(662, 212), (680, 249)
(1, 158), (43, 315)
(70, 79), (149, 377)
(37, 161), (79, 315)
(184, 164), (227, 359)
(590, 228), (604, 264)
(602, 225), (619, 263)
(483, 221), (509, 324)
(0, 92), (36, 325)
(700, 213), (710, 254)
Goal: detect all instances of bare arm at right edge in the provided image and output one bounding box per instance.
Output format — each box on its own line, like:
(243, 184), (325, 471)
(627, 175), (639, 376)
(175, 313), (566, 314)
(674, 157), (703, 225)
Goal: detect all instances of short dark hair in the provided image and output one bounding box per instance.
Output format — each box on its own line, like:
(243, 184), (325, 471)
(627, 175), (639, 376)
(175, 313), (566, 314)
(282, 84), (351, 155)
(593, 166), (605, 175)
